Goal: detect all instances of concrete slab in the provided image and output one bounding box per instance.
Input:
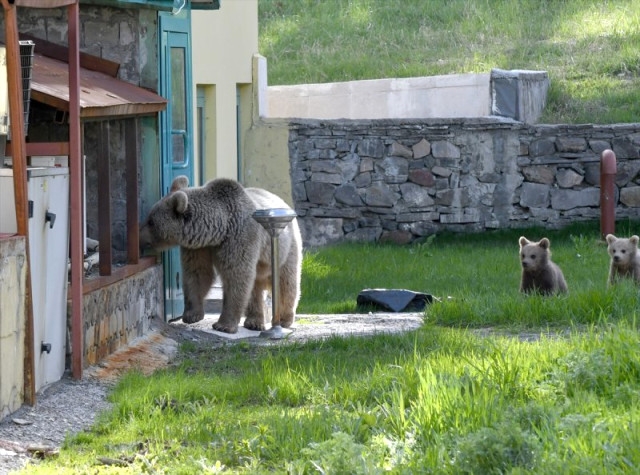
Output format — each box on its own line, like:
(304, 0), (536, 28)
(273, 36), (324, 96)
(170, 312), (425, 342)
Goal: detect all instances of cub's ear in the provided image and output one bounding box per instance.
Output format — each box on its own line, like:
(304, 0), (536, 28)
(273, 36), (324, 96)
(170, 175), (189, 193)
(519, 236), (530, 248)
(606, 234), (617, 245)
(631, 235), (639, 246)
(170, 190), (188, 215)
(539, 237), (550, 249)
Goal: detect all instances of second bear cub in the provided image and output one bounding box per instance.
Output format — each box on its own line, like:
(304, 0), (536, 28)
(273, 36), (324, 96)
(605, 234), (640, 285)
(519, 236), (568, 295)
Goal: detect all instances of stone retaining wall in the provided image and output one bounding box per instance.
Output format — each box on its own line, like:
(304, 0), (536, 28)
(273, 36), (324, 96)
(79, 264), (162, 367)
(289, 118), (640, 247)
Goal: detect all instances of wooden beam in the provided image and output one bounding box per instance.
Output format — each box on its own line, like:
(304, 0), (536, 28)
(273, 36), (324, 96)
(15, 0), (77, 7)
(97, 121), (112, 276)
(5, 141), (70, 157)
(68, 0), (84, 380)
(2, 0), (36, 407)
(126, 118), (140, 265)
(77, 257), (157, 295)
(19, 32), (120, 77)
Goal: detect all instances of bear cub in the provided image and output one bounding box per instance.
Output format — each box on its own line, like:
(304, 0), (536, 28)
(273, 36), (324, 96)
(519, 236), (568, 295)
(605, 234), (640, 285)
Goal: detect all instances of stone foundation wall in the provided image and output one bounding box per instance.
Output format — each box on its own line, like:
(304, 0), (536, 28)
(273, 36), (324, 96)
(290, 118), (640, 247)
(78, 265), (163, 367)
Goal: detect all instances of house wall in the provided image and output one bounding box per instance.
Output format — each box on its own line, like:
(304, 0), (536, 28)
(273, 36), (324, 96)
(242, 55), (293, 203)
(191, 0), (258, 182)
(6, 5), (161, 255)
(0, 236), (26, 417)
(0, 6), (164, 387)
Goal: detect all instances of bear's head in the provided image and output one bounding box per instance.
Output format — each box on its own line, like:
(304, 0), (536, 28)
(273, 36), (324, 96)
(519, 236), (551, 271)
(606, 234), (639, 266)
(139, 176), (190, 251)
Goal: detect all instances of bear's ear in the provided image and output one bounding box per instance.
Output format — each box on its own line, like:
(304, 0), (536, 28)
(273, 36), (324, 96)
(170, 190), (189, 215)
(539, 237), (550, 249)
(170, 176), (189, 193)
(631, 235), (639, 246)
(606, 234), (617, 245)
(519, 236), (530, 248)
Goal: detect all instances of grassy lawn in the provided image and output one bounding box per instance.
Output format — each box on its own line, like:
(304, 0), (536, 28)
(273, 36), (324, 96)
(23, 220), (640, 473)
(259, 0), (640, 124)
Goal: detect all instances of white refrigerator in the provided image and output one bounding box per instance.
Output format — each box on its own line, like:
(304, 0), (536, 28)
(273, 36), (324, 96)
(0, 167), (70, 391)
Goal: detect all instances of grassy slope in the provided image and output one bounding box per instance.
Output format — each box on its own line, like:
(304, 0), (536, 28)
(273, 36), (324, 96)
(259, 0), (640, 124)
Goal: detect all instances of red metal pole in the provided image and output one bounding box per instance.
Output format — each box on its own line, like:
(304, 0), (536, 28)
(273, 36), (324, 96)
(600, 149), (617, 239)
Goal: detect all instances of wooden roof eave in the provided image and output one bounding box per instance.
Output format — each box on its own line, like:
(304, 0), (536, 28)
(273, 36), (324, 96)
(30, 53), (167, 119)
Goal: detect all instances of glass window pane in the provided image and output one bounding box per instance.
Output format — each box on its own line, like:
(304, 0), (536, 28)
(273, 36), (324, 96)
(171, 46), (186, 129)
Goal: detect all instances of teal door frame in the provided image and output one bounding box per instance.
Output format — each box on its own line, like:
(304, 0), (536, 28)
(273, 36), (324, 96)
(159, 9), (195, 321)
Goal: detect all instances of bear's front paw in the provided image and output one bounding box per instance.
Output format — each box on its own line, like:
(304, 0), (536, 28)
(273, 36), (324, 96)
(243, 318), (265, 331)
(212, 320), (239, 334)
(181, 311), (205, 324)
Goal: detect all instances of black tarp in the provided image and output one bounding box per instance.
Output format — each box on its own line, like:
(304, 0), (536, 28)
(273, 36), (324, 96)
(356, 289), (433, 312)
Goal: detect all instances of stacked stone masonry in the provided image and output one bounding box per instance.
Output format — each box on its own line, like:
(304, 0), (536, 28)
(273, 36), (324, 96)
(289, 118), (640, 247)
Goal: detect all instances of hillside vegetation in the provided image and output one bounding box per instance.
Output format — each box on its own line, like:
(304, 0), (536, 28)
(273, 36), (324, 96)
(259, 0), (640, 124)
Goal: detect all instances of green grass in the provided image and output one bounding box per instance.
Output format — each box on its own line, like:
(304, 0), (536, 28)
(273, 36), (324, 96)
(259, 0), (640, 124)
(20, 220), (640, 473)
(300, 220), (640, 331)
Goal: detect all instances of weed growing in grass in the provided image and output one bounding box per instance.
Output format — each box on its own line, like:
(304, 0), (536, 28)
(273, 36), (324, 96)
(451, 422), (541, 474)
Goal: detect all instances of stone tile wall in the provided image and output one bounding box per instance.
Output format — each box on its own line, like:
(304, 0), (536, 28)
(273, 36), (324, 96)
(80, 264), (162, 367)
(290, 118), (640, 247)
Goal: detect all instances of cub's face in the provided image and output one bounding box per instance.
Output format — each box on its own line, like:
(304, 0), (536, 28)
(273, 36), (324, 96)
(519, 236), (550, 271)
(606, 234), (639, 266)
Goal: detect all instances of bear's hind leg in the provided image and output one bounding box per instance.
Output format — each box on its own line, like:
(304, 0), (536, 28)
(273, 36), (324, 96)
(244, 279), (268, 331)
(277, 265), (301, 328)
(181, 248), (215, 324)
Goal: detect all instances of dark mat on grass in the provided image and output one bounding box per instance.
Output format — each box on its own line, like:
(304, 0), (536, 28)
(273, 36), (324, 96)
(356, 289), (433, 312)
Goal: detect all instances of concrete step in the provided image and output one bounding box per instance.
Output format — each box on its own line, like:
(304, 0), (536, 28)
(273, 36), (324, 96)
(204, 283), (222, 314)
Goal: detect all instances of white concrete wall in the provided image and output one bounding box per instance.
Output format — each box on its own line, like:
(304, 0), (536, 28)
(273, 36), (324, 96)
(191, 0), (259, 182)
(266, 73), (491, 120)
(0, 236), (26, 418)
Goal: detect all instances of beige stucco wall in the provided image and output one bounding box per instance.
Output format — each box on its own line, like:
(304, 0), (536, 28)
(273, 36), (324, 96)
(191, 0), (259, 183)
(0, 236), (26, 418)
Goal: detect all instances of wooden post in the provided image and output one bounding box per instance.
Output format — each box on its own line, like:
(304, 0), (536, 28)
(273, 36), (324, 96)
(97, 121), (112, 276)
(126, 118), (140, 264)
(2, 0), (36, 406)
(68, 0), (84, 379)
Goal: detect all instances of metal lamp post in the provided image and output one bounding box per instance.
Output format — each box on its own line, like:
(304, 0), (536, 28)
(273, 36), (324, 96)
(252, 208), (297, 339)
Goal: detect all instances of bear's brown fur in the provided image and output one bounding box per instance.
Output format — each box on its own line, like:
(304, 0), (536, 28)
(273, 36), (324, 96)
(519, 236), (568, 295)
(606, 234), (640, 285)
(140, 176), (302, 334)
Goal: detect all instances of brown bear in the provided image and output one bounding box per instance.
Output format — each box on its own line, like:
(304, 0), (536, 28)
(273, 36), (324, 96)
(139, 176), (302, 334)
(605, 234), (640, 285)
(519, 236), (568, 295)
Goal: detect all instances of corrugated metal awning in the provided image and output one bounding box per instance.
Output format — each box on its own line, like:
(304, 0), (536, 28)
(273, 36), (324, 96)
(30, 52), (167, 119)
